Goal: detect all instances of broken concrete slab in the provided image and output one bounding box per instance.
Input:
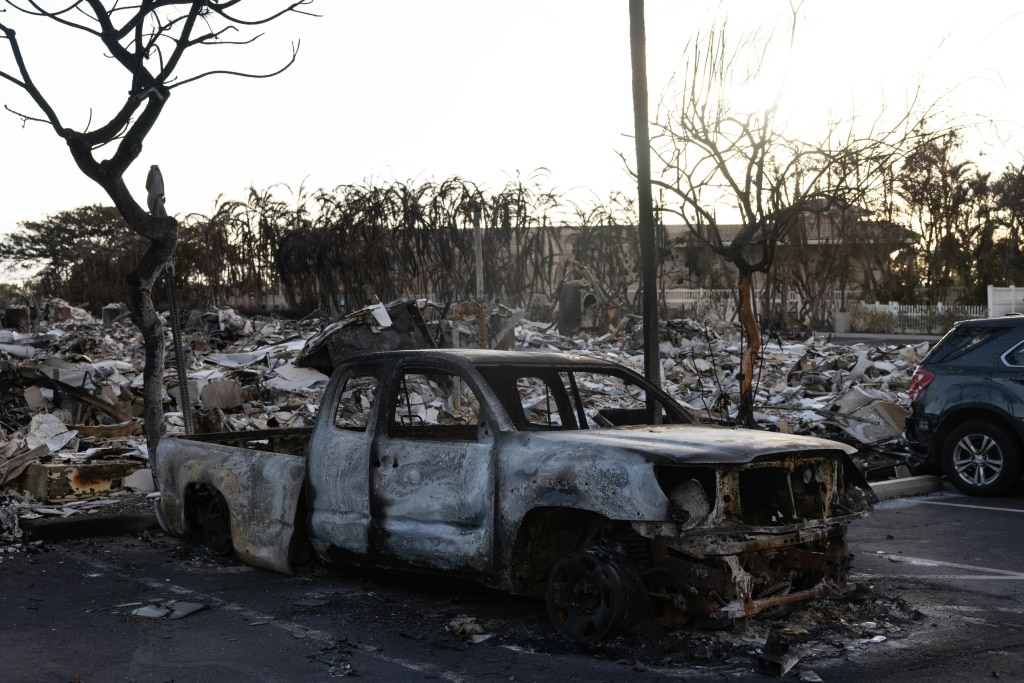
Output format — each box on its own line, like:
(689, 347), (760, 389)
(200, 379), (245, 410)
(869, 475), (944, 501)
(25, 413), (79, 452)
(19, 511), (158, 541)
(18, 458), (145, 501)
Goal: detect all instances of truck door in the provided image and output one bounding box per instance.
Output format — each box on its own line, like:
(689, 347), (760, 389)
(370, 366), (496, 572)
(306, 367), (381, 558)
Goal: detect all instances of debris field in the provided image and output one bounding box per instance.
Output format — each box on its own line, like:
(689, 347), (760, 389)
(1, 297), (924, 546)
(0, 297), (937, 675)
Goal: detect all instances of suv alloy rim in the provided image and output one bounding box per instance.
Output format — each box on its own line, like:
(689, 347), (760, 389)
(951, 433), (1004, 486)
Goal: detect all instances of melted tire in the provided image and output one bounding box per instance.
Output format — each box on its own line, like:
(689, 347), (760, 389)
(202, 491), (234, 556)
(545, 543), (648, 642)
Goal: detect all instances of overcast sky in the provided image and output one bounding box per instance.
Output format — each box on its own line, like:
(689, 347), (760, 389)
(1, 1), (1023, 247)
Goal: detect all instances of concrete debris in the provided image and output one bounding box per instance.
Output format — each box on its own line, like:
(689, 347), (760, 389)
(0, 497), (24, 542)
(2, 296), (931, 538)
(130, 600), (208, 620)
(26, 413), (78, 452)
(449, 615), (486, 638)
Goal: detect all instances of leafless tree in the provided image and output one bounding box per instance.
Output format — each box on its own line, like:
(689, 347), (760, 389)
(0, 1), (315, 464)
(647, 20), (926, 426)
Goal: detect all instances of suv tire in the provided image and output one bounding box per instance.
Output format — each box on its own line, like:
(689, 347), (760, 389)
(941, 420), (1022, 496)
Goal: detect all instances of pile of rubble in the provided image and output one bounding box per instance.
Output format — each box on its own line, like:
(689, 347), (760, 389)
(1, 298), (928, 541)
(517, 317), (924, 476)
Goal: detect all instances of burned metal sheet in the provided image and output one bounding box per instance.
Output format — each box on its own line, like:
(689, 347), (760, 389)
(155, 434), (309, 574)
(295, 300), (434, 375)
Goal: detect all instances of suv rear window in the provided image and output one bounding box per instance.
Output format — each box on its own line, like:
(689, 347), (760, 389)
(1003, 340), (1024, 366)
(927, 324), (1019, 363)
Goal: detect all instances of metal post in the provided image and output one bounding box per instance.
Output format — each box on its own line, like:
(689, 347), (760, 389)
(839, 211), (847, 313)
(465, 198), (489, 349)
(629, 0), (661, 388)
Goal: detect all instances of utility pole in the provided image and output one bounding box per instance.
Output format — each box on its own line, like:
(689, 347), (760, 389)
(463, 197), (489, 349)
(629, 0), (661, 387)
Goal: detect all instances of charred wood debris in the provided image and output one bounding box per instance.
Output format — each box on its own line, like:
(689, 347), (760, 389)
(0, 296), (923, 550)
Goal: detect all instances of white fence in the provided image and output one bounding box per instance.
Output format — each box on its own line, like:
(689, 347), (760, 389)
(988, 285), (1024, 317)
(847, 301), (987, 335)
(632, 288), (803, 323)
(642, 288), (989, 335)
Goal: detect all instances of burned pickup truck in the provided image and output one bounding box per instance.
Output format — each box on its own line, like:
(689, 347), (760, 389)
(155, 349), (874, 641)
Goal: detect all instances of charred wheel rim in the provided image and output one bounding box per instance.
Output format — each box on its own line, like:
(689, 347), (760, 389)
(546, 549), (628, 642)
(203, 492), (234, 556)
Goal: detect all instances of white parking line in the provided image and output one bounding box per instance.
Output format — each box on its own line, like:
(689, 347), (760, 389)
(65, 548), (474, 683)
(855, 554), (1024, 580)
(914, 500), (1024, 514)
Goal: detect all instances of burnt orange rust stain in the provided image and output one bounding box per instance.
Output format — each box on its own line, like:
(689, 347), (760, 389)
(68, 464), (127, 491)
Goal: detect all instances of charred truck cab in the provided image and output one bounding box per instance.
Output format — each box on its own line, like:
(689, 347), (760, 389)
(156, 349), (874, 642)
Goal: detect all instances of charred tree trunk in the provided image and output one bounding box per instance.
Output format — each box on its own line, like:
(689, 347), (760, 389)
(64, 93), (177, 468)
(127, 224), (177, 461)
(1, 1), (313, 482)
(736, 269), (761, 428)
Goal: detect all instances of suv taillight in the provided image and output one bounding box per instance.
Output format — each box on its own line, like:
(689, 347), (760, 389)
(908, 367), (935, 402)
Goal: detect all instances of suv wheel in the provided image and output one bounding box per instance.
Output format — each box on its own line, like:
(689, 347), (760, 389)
(941, 421), (1022, 496)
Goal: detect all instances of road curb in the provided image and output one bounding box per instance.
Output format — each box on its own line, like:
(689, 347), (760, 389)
(869, 475), (944, 501)
(20, 512), (159, 541)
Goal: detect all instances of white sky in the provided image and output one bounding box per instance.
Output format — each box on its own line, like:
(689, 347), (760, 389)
(1, 0), (1024, 249)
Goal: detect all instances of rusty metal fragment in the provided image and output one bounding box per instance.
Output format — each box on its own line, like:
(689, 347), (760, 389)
(757, 628), (804, 676)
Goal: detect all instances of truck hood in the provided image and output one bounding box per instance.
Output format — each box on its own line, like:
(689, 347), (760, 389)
(525, 424), (856, 465)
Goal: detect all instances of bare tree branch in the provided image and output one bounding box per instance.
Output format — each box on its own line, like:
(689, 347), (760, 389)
(640, 11), (933, 426)
(0, 0), (317, 473)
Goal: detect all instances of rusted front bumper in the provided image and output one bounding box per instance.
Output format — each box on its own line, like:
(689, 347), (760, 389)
(634, 517), (857, 626)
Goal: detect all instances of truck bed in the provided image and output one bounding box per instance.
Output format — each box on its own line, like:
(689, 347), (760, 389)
(174, 426), (312, 456)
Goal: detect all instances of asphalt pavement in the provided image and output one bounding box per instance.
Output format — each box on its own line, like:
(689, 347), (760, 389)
(6, 480), (1023, 682)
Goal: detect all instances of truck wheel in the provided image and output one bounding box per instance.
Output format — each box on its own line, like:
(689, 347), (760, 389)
(203, 491), (234, 556)
(545, 543), (647, 642)
(942, 420), (1022, 496)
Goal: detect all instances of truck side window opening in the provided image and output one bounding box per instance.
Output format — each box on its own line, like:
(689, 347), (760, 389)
(333, 373), (378, 431)
(569, 370), (665, 427)
(392, 370), (480, 440)
(515, 375), (565, 429)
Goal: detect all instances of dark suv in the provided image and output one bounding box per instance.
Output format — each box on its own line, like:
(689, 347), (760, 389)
(905, 316), (1024, 496)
